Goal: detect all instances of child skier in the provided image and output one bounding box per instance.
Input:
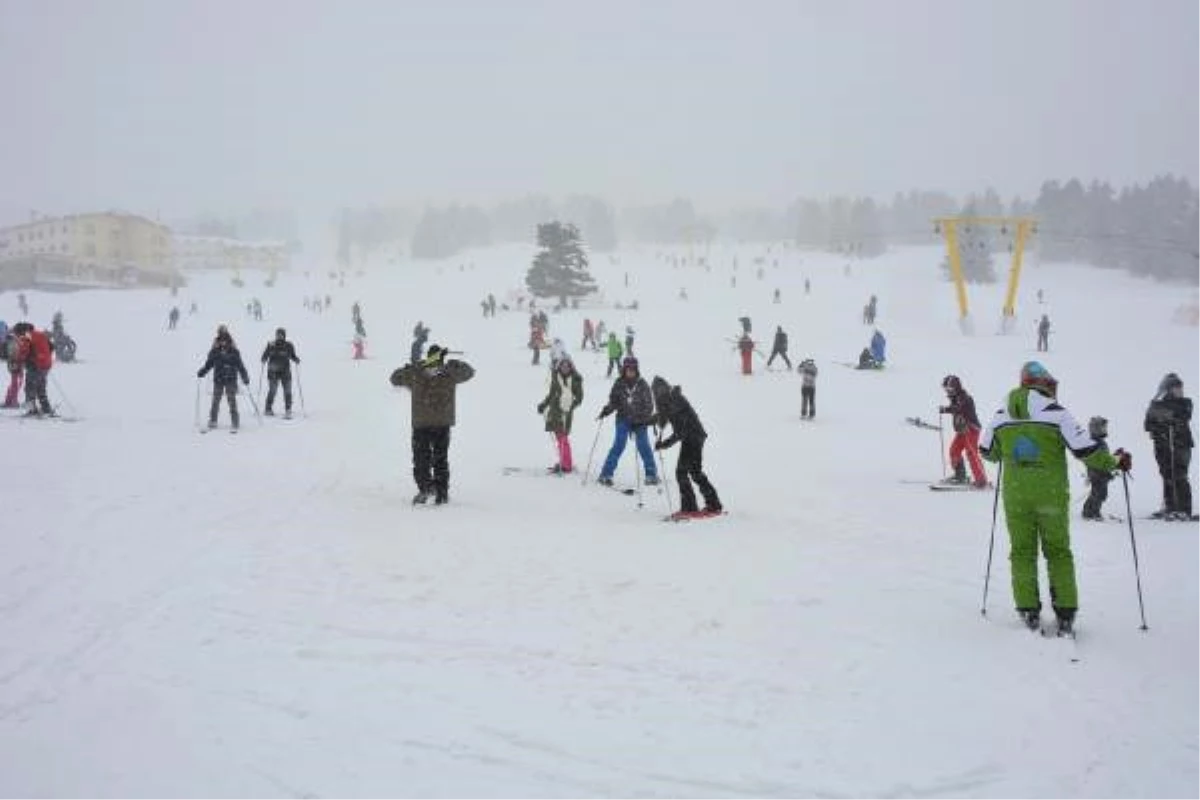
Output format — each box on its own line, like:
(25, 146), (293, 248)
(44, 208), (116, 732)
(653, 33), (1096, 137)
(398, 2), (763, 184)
(1081, 416), (1115, 521)
(260, 328), (301, 417)
(197, 326), (251, 431)
(1144, 372), (1194, 520)
(538, 356), (584, 474)
(596, 357), (658, 486)
(389, 344), (476, 505)
(979, 361), (1131, 634)
(652, 376), (722, 518)
(939, 375), (988, 488)
(799, 358), (818, 419)
(604, 332), (624, 378)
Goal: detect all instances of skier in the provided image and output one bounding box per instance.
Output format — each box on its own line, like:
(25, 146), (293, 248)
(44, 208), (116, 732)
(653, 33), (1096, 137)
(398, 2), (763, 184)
(939, 375), (988, 488)
(548, 337), (568, 370)
(1081, 416), (1115, 521)
(595, 320), (607, 351)
(529, 323), (546, 366)
(979, 361), (1131, 634)
(737, 333), (755, 375)
(12, 323), (54, 416)
(197, 326), (251, 431)
(2, 323), (22, 408)
(389, 344), (475, 505)
(189, 301), (198, 315)
(537, 355), (584, 474)
(1036, 314), (1051, 352)
(863, 295), (878, 325)
(766, 325), (791, 370)
(596, 356), (658, 486)
(804, 278), (811, 295)
(581, 318), (596, 352)
(168, 307), (180, 330)
(17, 293), (28, 317)
(487, 293), (497, 317)
(652, 376), (723, 518)
(1144, 372), (1194, 520)
(773, 288), (781, 304)
(624, 325), (635, 357)
(604, 331), (623, 377)
(260, 328), (300, 418)
(798, 358), (818, 419)
(410, 321), (430, 365)
(738, 316), (751, 335)
(870, 329), (887, 365)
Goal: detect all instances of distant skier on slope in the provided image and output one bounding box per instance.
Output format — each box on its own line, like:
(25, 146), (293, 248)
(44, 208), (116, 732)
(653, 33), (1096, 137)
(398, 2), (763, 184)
(596, 357), (658, 486)
(939, 375), (988, 488)
(197, 326), (251, 431)
(1144, 372), (1194, 520)
(652, 375), (722, 519)
(979, 361), (1131, 634)
(389, 344), (475, 505)
(798, 358), (818, 419)
(538, 355), (584, 474)
(604, 331), (623, 378)
(766, 325), (791, 370)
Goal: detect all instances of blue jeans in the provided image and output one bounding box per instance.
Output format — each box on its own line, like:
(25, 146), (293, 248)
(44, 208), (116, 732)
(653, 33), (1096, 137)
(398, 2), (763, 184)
(600, 418), (657, 480)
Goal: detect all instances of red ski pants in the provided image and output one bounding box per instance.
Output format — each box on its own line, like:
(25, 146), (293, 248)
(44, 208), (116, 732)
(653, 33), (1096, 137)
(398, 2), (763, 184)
(555, 432), (574, 472)
(950, 427), (987, 482)
(740, 350), (753, 375)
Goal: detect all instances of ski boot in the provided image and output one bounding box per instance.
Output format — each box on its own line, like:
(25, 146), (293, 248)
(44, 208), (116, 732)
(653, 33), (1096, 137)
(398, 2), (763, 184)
(941, 463), (968, 485)
(434, 489), (449, 506)
(597, 476), (614, 487)
(412, 490), (431, 505)
(284, 409), (293, 420)
(644, 475), (660, 486)
(1054, 608), (1076, 638)
(1017, 608), (1041, 632)
(264, 408), (274, 417)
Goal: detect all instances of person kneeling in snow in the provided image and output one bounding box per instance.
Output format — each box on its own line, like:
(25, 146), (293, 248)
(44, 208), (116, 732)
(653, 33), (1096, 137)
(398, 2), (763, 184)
(652, 376), (722, 518)
(538, 356), (583, 474)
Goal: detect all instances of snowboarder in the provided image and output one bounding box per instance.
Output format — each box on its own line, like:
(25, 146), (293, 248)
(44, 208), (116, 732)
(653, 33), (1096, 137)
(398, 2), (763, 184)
(766, 325), (791, 370)
(197, 326), (251, 430)
(260, 328), (300, 417)
(581, 318), (596, 352)
(168, 307), (180, 330)
(737, 333), (755, 375)
(1036, 315), (1051, 352)
(596, 356), (658, 486)
(652, 376), (722, 518)
(979, 361), (1132, 633)
(798, 358), (818, 419)
(389, 344), (475, 505)
(410, 321), (430, 365)
(1144, 372), (1194, 520)
(939, 375), (988, 488)
(538, 356), (584, 474)
(604, 332), (623, 377)
(1081, 416), (1115, 521)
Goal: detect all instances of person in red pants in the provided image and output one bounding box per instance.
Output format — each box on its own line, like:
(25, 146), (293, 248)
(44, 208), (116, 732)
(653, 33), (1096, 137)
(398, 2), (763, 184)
(940, 374), (989, 488)
(737, 333), (755, 375)
(3, 328), (24, 408)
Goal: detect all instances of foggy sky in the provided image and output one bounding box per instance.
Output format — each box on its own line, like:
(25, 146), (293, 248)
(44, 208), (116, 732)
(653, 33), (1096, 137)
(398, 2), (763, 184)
(0, 0), (1195, 221)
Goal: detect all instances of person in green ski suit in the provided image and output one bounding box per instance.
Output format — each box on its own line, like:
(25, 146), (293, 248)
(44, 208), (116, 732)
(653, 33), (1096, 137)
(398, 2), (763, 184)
(604, 332), (624, 378)
(979, 361), (1131, 633)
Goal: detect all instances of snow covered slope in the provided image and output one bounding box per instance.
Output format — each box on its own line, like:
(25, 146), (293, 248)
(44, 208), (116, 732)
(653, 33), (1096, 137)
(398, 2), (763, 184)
(1, 244), (1195, 797)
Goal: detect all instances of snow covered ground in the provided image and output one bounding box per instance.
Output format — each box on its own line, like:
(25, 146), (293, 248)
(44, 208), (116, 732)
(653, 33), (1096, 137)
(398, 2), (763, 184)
(1, 243), (1196, 798)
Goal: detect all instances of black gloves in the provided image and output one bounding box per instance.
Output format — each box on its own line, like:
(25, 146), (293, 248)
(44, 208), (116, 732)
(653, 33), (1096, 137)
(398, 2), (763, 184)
(537, 402), (547, 414)
(597, 405), (612, 420)
(1115, 448), (1132, 472)
(196, 370), (204, 378)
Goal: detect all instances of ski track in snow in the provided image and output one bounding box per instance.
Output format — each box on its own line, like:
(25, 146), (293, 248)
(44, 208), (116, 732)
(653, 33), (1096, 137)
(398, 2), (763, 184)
(0, 243), (1196, 797)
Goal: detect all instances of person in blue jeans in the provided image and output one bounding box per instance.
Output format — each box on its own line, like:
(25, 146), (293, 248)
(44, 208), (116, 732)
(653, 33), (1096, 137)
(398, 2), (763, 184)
(597, 357), (659, 485)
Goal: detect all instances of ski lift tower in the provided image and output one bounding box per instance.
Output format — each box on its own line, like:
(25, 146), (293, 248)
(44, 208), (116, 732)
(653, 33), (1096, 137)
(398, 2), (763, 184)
(933, 215), (1038, 335)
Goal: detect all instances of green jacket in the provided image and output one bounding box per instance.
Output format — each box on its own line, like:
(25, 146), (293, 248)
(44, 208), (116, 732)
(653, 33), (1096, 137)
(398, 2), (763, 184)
(390, 359), (475, 428)
(605, 337), (624, 360)
(539, 369), (583, 434)
(980, 386), (1118, 504)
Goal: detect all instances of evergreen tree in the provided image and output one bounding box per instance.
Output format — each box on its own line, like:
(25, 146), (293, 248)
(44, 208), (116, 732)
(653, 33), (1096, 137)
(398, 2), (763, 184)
(525, 221), (597, 303)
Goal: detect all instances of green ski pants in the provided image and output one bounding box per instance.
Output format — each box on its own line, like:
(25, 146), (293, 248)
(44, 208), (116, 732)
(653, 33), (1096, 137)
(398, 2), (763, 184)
(1004, 498), (1078, 611)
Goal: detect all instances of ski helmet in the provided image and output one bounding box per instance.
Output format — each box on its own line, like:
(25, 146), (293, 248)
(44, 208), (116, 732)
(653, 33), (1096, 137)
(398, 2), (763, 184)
(1020, 361), (1057, 394)
(942, 375), (962, 393)
(1088, 416), (1108, 440)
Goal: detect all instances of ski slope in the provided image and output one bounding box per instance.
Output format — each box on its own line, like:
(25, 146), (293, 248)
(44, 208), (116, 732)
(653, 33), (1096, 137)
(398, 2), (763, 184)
(1, 243), (1196, 797)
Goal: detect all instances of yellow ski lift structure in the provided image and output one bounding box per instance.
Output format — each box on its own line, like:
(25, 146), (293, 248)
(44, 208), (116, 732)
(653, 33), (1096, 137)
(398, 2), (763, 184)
(933, 216), (1038, 333)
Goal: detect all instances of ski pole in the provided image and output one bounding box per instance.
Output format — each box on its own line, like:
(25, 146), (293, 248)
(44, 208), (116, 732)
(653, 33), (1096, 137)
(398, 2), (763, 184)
(581, 416), (606, 486)
(243, 382), (264, 425)
(981, 461), (1003, 617)
(937, 411), (947, 477)
(48, 372), (79, 419)
(296, 364), (307, 417)
(1121, 471), (1150, 631)
(633, 443), (644, 510)
(1168, 427), (1179, 514)
(656, 441), (674, 513)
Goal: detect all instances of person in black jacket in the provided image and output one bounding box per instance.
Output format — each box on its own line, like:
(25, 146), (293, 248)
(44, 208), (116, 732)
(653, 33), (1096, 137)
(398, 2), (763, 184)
(198, 326), (251, 430)
(766, 325), (791, 370)
(261, 328), (301, 417)
(596, 357), (658, 485)
(652, 376), (722, 517)
(1144, 372), (1194, 520)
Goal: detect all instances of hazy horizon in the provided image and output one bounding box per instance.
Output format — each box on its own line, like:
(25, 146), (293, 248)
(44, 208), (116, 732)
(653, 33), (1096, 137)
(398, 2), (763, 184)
(0, 0), (1196, 223)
